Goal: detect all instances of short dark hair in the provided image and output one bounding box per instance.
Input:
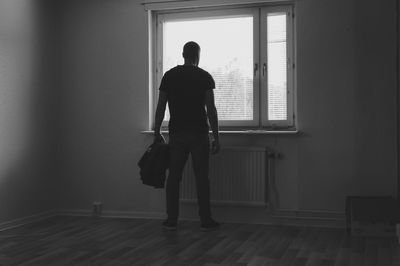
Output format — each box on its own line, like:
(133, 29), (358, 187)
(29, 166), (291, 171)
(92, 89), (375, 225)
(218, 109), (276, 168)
(183, 41), (200, 60)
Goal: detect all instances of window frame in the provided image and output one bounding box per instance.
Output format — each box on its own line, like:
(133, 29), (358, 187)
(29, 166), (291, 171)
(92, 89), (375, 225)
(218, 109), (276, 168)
(260, 5), (295, 128)
(151, 4), (295, 130)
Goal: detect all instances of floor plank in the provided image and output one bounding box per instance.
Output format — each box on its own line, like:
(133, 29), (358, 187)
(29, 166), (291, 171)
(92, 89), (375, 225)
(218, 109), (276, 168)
(0, 216), (399, 265)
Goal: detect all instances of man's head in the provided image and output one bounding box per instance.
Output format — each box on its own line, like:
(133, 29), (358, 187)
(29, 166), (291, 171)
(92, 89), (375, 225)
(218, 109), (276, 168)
(183, 41), (200, 66)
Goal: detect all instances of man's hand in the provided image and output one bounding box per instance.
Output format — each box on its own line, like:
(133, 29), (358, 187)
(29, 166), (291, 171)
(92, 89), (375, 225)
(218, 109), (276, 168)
(154, 133), (165, 144)
(211, 139), (220, 155)
(205, 90), (219, 155)
(154, 91), (167, 143)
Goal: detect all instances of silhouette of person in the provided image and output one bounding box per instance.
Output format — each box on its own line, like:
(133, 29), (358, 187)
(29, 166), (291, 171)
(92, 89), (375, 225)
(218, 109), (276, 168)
(154, 41), (220, 231)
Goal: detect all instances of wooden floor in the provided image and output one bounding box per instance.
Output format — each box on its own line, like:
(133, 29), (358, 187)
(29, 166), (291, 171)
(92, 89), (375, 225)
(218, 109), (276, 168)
(0, 216), (399, 266)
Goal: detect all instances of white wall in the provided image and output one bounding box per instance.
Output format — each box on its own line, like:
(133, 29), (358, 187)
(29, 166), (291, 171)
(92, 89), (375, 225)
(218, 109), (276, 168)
(56, 0), (160, 213)
(55, 0), (397, 224)
(0, 0), (56, 223)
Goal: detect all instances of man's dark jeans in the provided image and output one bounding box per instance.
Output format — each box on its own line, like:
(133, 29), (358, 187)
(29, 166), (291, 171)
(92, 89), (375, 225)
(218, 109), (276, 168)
(167, 131), (211, 223)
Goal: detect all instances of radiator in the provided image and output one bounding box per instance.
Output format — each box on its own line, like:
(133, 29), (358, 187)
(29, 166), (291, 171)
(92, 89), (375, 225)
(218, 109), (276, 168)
(180, 146), (269, 207)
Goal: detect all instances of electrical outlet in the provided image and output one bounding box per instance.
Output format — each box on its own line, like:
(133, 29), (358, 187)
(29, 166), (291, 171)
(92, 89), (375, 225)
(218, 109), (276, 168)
(92, 201), (102, 217)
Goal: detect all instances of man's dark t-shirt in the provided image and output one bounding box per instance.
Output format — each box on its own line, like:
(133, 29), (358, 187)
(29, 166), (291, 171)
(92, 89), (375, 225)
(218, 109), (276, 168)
(159, 65), (215, 135)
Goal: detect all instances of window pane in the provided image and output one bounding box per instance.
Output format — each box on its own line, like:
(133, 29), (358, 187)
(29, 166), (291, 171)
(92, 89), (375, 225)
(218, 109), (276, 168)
(267, 13), (287, 121)
(162, 16), (253, 121)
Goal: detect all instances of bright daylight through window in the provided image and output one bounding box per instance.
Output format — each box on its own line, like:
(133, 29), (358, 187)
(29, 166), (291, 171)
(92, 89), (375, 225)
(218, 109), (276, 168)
(155, 6), (295, 129)
(267, 13), (287, 121)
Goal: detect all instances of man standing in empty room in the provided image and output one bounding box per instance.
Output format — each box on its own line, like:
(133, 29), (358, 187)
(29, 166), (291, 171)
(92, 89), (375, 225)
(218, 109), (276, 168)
(153, 41), (220, 231)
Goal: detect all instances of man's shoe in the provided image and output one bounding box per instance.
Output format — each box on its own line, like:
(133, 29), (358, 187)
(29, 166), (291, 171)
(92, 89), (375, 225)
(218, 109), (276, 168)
(162, 220), (177, 231)
(200, 219), (220, 232)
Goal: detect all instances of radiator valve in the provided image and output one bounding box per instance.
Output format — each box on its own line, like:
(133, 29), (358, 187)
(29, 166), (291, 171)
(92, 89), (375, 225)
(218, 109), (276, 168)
(268, 151), (283, 159)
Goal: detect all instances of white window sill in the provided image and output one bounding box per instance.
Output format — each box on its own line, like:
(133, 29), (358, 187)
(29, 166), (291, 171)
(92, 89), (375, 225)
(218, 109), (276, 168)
(141, 130), (299, 135)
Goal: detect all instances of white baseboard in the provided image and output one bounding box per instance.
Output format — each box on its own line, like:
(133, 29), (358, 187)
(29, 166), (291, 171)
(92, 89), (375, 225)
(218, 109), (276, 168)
(0, 208), (346, 231)
(56, 209), (92, 217)
(0, 210), (56, 232)
(101, 210), (165, 219)
(55, 209), (166, 220)
(179, 201), (346, 228)
(269, 209), (345, 228)
(54, 207), (345, 228)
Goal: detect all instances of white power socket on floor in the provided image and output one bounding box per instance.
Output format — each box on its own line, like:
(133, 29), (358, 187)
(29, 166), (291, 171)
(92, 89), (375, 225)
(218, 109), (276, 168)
(93, 201), (102, 217)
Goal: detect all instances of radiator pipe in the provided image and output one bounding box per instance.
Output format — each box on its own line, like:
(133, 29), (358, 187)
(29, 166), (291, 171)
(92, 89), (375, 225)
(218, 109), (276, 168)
(266, 149), (280, 212)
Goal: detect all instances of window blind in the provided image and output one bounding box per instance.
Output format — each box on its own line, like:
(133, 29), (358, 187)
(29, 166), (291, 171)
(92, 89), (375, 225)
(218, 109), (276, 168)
(267, 13), (287, 121)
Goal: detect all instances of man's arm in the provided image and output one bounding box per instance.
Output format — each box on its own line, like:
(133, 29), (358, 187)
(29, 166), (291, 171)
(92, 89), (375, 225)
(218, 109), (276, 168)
(205, 89), (220, 154)
(154, 91), (168, 143)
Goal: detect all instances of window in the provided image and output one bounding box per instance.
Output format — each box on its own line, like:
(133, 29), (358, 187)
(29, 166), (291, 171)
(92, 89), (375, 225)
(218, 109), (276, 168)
(153, 5), (295, 129)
